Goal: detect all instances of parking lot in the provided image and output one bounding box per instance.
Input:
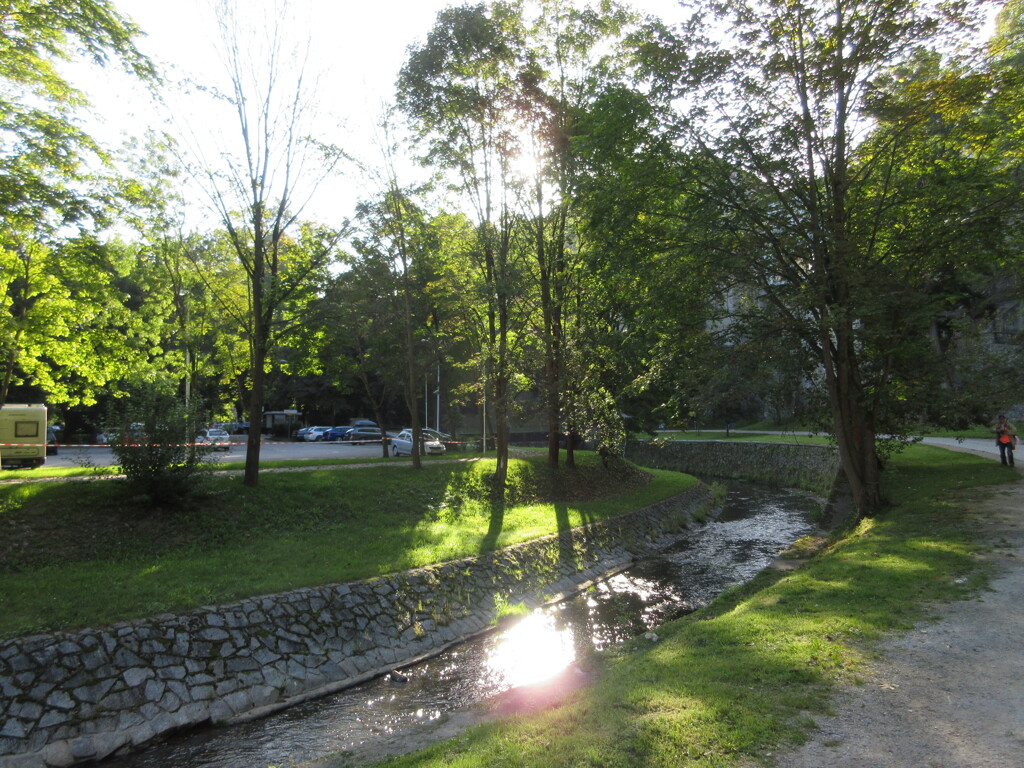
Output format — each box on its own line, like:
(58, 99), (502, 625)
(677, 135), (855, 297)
(43, 438), (391, 469)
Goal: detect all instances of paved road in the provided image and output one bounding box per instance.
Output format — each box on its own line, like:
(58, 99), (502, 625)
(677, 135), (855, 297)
(663, 430), (1008, 460)
(43, 433), (1011, 470)
(918, 436), (1003, 458)
(44, 439), (392, 469)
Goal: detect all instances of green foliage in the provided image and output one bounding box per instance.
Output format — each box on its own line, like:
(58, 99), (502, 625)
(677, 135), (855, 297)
(0, 232), (174, 408)
(493, 595), (530, 623)
(0, 0), (153, 228)
(108, 388), (213, 507)
(620, 0), (1015, 515)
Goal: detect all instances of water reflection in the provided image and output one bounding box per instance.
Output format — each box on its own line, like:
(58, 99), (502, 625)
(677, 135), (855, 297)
(97, 484), (821, 768)
(486, 613), (577, 688)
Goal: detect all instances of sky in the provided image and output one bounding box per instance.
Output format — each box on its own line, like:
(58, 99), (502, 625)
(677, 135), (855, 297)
(74, 0), (999, 232)
(71, 0), (691, 231)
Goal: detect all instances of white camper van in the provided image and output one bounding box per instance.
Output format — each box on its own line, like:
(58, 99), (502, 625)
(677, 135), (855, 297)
(0, 403), (48, 469)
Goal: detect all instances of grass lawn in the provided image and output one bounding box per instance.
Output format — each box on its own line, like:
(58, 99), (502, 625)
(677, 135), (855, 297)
(362, 445), (1017, 768)
(0, 453), (698, 639)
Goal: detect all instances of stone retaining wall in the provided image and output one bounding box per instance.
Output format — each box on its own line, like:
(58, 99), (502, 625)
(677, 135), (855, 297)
(624, 439), (843, 497)
(1, 485), (714, 768)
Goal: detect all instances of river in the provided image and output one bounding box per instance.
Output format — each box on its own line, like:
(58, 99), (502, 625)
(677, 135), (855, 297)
(97, 483), (822, 768)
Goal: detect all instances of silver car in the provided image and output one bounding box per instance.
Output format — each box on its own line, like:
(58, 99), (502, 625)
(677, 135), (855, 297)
(303, 426), (333, 442)
(390, 428), (446, 457)
(196, 428), (232, 451)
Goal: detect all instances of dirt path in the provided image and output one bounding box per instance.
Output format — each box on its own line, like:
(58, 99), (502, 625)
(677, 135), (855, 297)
(777, 477), (1024, 768)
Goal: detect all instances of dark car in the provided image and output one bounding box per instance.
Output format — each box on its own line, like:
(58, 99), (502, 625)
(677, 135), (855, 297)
(325, 426), (353, 441)
(342, 427), (386, 443)
(350, 419), (378, 428)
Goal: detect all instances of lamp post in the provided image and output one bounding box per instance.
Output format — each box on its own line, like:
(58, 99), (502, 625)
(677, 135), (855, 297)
(434, 362), (440, 433)
(178, 289), (190, 407)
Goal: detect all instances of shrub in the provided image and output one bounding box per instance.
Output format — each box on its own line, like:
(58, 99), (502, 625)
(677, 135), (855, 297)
(108, 391), (214, 506)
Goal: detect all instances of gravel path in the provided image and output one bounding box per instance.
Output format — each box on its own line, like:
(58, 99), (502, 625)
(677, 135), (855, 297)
(777, 468), (1024, 767)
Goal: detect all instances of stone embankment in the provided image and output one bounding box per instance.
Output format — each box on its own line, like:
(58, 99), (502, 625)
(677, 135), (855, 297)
(625, 438), (843, 498)
(1, 486), (714, 768)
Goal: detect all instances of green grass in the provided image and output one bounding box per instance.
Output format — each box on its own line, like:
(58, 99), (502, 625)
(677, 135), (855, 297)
(361, 445), (1016, 768)
(0, 454), (697, 639)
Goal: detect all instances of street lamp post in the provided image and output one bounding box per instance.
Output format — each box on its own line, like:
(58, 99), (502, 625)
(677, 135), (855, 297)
(434, 362), (440, 433)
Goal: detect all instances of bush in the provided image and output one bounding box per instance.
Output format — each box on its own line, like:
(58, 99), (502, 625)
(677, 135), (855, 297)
(108, 391), (214, 506)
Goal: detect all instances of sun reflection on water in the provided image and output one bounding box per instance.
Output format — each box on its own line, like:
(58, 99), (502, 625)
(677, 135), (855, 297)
(485, 613), (577, 688)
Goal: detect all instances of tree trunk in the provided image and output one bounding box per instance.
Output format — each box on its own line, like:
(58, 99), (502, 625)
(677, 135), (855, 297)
(493, 306), (510, 491)
(243, 308), (266, 486)
(243, 372), (263, 486)
(824, 322), (883, 517)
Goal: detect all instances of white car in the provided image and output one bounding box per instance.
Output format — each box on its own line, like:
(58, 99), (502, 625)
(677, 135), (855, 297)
(303, 426), (333, 442)
(390, 428), (446, 457)
(196, 428), (232, 451)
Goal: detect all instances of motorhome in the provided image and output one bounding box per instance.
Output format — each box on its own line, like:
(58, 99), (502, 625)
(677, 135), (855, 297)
(0, 403), (47, 468)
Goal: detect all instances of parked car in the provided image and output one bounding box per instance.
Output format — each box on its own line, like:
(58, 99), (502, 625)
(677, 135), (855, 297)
(95, 430), (116, 445)
(196, 428), (231, 451)
(46, 427), (59, 456)
(421, 428), (451, 442)
(303, 426), (333, 442)
(99, 426), (154, 445)
(350, 419), (378, 428)
(390, 428), (446, 457)
(325, 426), (354, 441)
(342, 426), (386, 443)
(293, 426), (311, 440)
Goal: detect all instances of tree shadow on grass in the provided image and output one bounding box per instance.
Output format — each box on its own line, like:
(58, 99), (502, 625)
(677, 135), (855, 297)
(480, 484), (506, 555)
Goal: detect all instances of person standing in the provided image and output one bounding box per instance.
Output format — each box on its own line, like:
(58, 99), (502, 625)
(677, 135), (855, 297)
(994, 414), (1017, 467)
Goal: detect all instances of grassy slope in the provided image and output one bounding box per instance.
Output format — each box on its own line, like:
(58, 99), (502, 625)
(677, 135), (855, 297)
(0, 454), (697, 639)
(369, 445), (1016, 768)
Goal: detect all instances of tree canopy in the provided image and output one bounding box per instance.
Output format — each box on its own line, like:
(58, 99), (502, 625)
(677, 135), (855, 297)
(0, 0), (1020, 511)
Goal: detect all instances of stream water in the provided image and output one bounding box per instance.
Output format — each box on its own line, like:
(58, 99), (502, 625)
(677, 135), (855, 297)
(97, 484), (821, 768)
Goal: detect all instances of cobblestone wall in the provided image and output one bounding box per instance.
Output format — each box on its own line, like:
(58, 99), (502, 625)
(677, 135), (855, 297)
(1, 486), (713, 768)
(624, 439), (843, 497)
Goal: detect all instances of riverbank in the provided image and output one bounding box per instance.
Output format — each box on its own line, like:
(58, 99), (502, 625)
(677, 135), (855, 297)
(2, 455), (717, 766)
(367, 445), (1019, 768)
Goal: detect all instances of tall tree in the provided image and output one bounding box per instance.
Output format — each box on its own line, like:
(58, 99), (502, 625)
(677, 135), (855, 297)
(398, 1), (529, 493)
(0, 230), (139, 406)
(512, 0), (637, 466)
(0, 0), (154, 408)
(196, 0), (344, 486)
(354, 182), (440, 465)
(639, 0), (1002, 516)
(0, 0), (154, 233)
(115, 134), (251, 418)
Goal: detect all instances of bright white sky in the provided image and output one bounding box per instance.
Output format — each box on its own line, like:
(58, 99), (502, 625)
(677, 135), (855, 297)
(71, 0), (690, 232)
(74, 0), (997, 233)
